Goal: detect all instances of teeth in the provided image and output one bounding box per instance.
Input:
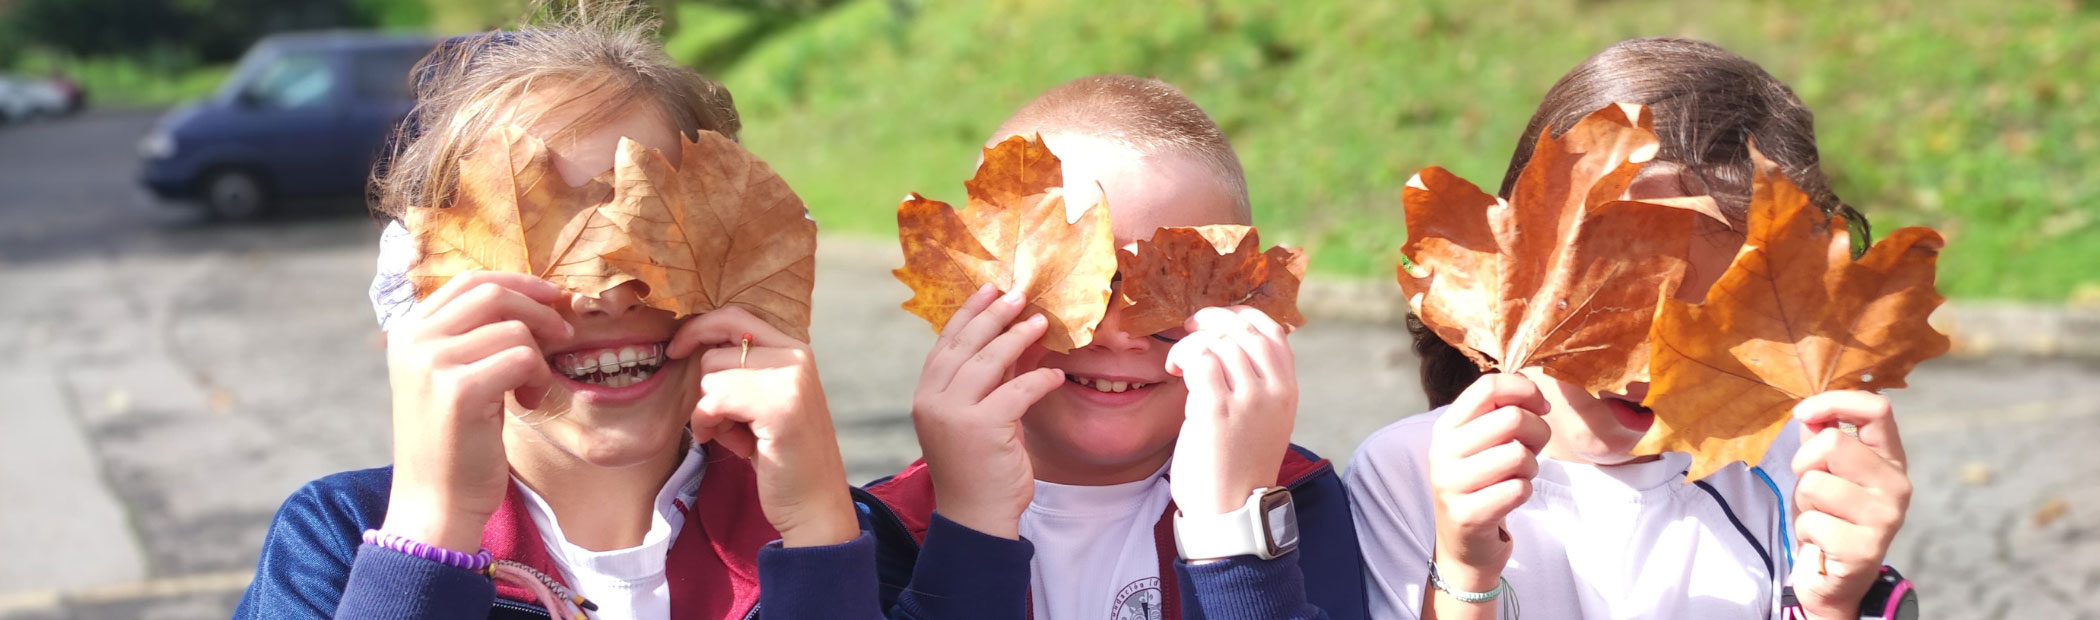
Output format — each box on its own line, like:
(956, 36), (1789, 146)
(1069, 376), (1148, 393)
(619, 347), (638, 369)
(574, 354), (598, 375)
(597, 351), (619, 372)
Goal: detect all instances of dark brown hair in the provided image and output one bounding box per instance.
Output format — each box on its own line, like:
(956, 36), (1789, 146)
(1412, 37), (1867, 407)
(371, 1), (740, 220)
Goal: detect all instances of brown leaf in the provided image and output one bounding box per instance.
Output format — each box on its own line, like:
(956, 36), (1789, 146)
(1397, 103), (1704, 396)
(893, 135), (1118, 352)
(1634, 148), (1950, 481)
(1117, 225), (1307, 337)
(585, 131), (819, 341)
(406, 125), (616, 296)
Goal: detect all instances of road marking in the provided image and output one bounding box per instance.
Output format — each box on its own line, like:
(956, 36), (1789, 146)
(0, 570), (251, 614)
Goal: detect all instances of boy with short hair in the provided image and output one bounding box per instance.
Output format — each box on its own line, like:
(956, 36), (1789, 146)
(864, 75), (1367, 620)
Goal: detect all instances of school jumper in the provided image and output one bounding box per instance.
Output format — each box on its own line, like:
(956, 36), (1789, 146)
(861, 444), (1370, 620)
(234, 441), (912, 619)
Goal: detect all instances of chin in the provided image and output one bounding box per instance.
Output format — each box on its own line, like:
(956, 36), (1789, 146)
(509, 389), (694, 469)
(1022, 388), (1184, 474)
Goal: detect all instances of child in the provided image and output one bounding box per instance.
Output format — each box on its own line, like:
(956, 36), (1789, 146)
(233, 10), (879, 620)
(864, 75), (1368, 620)
(1347, 38), (1914, 619)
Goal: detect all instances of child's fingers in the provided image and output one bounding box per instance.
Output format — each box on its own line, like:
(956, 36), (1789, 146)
(1793, 511), (1881, 583)
(1442, 374), (1548, 429)
(1795, 391), (1906, 470)
(712, 423), (759, 459)
(945, 315), (1049, 402)
(1193, 307), (1281, 384)
(433, 320), (540, 366)
(1441, 440), (1538, 494)
(978, 367), (1065, 421)
(935, 283), (1002, 343)
(422, 282), (573, 344)
(1229, 306), (1289, 343)
(1437, 406), (1539, 462)
(1792, 427), (1911, 494)
(1202, 332), (1260, 393)
(698, 345), (809, 375)
(926, 289), (1030, 381)
(1164, 330), (1223, 376)
(1445, 477), (1532, 526)
(1794, 470), (1906, 533)
(454, 345), (552, 414)
(416, 271), (563, 318)
(1177, 344), (1229, 416)
(670, 306), (806, 360)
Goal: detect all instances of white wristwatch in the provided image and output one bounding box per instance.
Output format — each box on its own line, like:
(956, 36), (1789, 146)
(1173, 486), (1300, 561)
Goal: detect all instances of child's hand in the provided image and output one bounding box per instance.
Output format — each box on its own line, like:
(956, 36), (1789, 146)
(1789, 391), (1912, 620)
(380, 271), (574, 554)
(910, 284), (1063, 540)
(1164, 307), (1297, 520)
(670, 306), (858, 548)
(1426, 374), (1550, 594)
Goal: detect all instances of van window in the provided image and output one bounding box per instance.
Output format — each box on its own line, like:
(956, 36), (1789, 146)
(352, 47), (430, 101)
(245, 53), (336, 109)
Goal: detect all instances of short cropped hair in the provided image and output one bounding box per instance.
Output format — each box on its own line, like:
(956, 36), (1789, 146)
(991, 75), (1250, 219)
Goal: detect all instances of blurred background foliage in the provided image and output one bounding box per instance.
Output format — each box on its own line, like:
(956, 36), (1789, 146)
(2, 0), (2094, 301)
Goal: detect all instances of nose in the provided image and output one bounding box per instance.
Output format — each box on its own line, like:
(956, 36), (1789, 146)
(1086, 304), (1153, 353)
(569, 281), (647, 318)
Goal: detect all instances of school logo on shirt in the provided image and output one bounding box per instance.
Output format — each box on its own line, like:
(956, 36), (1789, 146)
(1111, 577), (1163, 620)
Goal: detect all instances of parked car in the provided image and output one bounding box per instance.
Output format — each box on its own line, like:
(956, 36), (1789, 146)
(138, 31), (436, 220)
(0, 74), (70, 123)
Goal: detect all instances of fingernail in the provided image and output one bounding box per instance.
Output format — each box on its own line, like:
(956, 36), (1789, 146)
(1000, 289), (1025, 305)
(1028, 314), (1047, 325)
(978, 283), (997, 296)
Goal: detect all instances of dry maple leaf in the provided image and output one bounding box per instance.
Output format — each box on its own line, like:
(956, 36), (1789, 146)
(407, 125), (616, 296)
(581, 130), (819, 341)
(1397, 103), (1710, 397)
(893, 135), (1118, 352)
(1633, 148), (1948, 482)
(1117, 225), (1307, 337)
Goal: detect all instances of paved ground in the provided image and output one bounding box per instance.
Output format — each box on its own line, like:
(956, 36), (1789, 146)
(0, 111), (2094, 619)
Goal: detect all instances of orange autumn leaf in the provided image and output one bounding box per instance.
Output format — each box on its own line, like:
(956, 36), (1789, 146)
(1397, 103), (1711, 396)
(1117, 225), (1307, 337)
(893, 135), (1118, 353)
(583, 130), (819, 341)
(1634, 149), (1948, 482)
(407, 125), (617, 296)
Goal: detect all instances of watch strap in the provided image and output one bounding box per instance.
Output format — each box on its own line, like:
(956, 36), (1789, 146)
(1173, 487), (1295, 561)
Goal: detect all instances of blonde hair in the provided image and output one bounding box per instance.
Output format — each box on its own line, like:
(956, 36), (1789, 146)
(991, 75), (1251, 219)
(371, 0), (741, 219)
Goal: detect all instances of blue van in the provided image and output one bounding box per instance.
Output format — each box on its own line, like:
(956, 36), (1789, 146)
(139, 32), (435, 219)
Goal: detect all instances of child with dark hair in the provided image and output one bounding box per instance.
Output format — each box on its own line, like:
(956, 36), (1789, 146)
(1349, 38), (1914, 619)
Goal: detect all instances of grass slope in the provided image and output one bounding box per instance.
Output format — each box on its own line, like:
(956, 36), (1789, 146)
(697, 0), (2098, 301)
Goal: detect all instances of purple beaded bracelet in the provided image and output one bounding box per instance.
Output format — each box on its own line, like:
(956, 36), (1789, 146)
(362, 529), (493, 572)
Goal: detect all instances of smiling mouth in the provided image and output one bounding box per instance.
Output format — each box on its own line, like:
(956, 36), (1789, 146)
(549, 342), (667, 389)
(1064, 374), (1161, 394)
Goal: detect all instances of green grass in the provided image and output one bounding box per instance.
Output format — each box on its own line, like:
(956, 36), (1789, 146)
(688, 0), (2099, 301)
(12, 50), (230, 108)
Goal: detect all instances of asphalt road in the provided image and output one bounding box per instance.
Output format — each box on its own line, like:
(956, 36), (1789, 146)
(1, 110), (2093, 619)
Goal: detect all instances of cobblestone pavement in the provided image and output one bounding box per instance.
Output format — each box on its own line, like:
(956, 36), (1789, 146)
(2, 111), (2093, 619)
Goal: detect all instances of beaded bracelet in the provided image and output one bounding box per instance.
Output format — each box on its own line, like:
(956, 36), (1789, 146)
(360, 530), (597, 619)
(362, 529), (492, 572)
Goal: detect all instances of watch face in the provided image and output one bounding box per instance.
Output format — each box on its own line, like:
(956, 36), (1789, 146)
(1112, 577), (1164, 620)
(1261, 488), (1300, 553)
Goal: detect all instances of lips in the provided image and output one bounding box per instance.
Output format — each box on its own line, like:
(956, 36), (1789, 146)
(546, 340), (672, 404)
(1604, 396), (1655, 433)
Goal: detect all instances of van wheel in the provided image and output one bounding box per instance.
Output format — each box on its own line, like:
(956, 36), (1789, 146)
(203, 169), (270, 221)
